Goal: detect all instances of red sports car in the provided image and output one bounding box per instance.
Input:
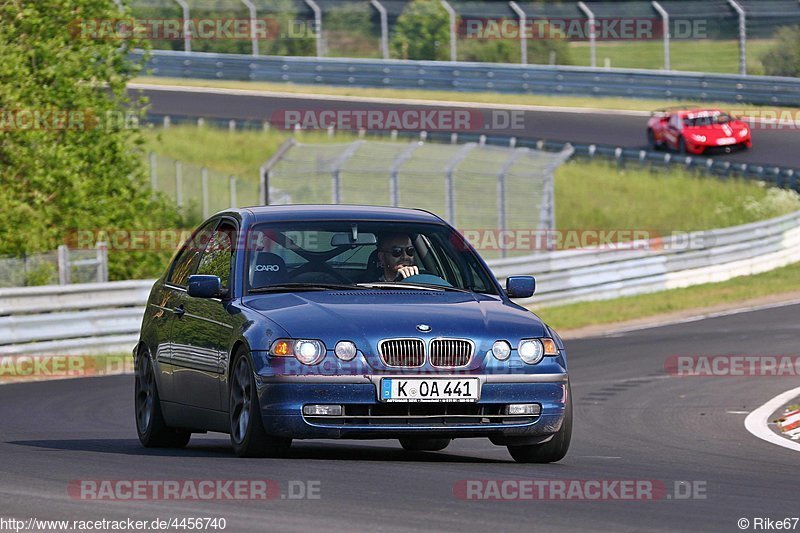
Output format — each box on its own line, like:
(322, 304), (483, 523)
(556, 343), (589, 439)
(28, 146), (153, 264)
(647, 108), (752, 155)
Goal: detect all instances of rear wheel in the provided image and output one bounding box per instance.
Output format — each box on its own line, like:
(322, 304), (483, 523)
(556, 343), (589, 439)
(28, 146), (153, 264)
(399, 438), (451, 452)
(229, 348), (292, 458)
(507, 384), (572, 464)
(135, 349), (191, 448)
(646, 129), (658, 150)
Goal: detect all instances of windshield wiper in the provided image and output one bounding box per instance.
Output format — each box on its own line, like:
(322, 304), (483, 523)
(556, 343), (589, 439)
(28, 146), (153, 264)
(356, 282), (471, 293)
(249, 282), (366, 293)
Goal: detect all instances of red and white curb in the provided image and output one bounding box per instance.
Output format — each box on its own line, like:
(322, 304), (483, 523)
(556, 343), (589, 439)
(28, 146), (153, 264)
(776, 408), (800, 440)
(745, 386), (800, 452)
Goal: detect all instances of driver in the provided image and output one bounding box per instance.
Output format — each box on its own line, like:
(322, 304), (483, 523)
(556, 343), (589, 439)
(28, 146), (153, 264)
(376, 233), (419, 281)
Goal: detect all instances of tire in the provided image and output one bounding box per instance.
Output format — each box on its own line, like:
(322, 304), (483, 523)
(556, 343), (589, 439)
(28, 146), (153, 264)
(507, 384), (572, 464)
(229, 348), (292, 458)
(677, 136), (687, 155)
(646, 129), (658, 150)
(399, 438), (451, 452)
(135, 349), (191, 448)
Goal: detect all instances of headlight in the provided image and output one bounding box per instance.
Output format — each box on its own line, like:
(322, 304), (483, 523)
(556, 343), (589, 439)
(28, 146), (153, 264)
(491, 340), (511, 361)
(334, 341), (357, 361)
(739, 128), (749, 137)
(518, 339), (544, 364)
(691, 134), (707, 142)
(270, 338), (326, 365)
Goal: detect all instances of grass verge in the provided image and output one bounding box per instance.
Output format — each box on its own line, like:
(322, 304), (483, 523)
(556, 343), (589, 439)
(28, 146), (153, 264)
(533, 261), (800, 331)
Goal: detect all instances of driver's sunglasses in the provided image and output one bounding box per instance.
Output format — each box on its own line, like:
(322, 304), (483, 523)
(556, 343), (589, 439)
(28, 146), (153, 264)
(383, 246), (415, 258)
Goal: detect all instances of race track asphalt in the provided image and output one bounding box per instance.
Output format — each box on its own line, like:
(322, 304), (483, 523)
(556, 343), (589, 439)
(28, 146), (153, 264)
(1, 303), (798, 532)
(134, 86), (800, 169)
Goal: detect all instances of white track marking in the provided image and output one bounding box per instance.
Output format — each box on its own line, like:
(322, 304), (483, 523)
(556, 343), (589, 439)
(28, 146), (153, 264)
(744, 386), (800, 452)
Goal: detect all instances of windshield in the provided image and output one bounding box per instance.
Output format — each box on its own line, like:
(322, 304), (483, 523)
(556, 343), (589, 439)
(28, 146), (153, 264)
(245, 221), (497, 294)
(683, 113), (733, 127)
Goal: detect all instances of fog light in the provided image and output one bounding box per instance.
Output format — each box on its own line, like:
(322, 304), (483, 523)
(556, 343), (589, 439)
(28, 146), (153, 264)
(504, 404), (541, 416)
(303, 404), (343, 416)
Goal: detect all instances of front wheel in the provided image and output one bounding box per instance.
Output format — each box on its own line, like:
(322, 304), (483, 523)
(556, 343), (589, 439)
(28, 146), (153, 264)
(399, 438), (451, 452)
(135, 349), (191, 448)
(229, 349), (292, 458)
(507, 384), (572, 463)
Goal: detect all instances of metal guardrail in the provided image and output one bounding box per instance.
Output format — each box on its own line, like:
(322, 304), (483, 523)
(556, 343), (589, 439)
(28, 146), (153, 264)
(138, 50), (800, 107)
(3, 208), (800, 354)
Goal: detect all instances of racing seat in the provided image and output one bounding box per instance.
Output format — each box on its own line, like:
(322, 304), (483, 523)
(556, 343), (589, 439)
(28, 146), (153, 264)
(251, 252), (288, 288)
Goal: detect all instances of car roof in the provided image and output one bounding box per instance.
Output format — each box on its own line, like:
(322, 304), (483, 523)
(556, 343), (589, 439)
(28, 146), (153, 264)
(230, 204), (447, 225)
(678, 109), (726, 118)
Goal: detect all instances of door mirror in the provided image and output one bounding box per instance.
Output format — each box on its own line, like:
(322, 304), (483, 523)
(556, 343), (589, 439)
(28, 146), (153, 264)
(187, 275), (223, 298)
(506, 276), (535, 299)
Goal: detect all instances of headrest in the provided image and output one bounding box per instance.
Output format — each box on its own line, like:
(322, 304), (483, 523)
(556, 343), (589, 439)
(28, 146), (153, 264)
(251, 252), (288, 288)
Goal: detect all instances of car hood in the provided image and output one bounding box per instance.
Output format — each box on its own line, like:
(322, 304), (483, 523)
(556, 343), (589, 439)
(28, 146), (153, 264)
(242, 290), (546, 349)
(684, 121), (748, 138)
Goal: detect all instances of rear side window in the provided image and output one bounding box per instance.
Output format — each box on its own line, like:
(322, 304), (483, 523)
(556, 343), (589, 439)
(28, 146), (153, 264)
(167, 219), (217, 287)
(196, 221), (236, 291)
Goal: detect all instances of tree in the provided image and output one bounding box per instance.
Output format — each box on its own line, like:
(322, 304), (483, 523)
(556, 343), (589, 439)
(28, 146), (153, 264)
(0, 0), (180, 281)
(761, 26), (800, 77)
(391, 0), (451, 61)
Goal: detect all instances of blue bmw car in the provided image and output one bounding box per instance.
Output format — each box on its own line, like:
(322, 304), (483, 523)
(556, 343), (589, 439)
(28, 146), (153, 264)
(134, 205), (571, 463)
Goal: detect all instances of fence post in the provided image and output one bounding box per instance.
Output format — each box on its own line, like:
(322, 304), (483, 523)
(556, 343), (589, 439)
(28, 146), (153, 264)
(96, 242), (108, 283)
(175, 160), (183, 208)
(509, 1), (527, 65)
(201, 167), (209, 218)
(651, 1), (671, 70)
(57, 245), (70, 285)
(727, 0), (747, 75)
(370, 0), (390, 59)
(440, 0), (457, 61)
(174, 0), (191, 52)
(241, 0), (260, 56)
(389, 142), (421, 207)
(230, 176), (237, 208)
(304, 0), (324, 57)
(444, 143), (476, 224)
(331, 140), (365, 204)
(577, 2), (597, 68)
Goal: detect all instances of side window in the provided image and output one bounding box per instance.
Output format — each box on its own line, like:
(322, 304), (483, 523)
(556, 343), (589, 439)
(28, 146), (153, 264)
(669, 114), (681, 130)
(167, 220), (217, 287)
(196, 221), (236, 291)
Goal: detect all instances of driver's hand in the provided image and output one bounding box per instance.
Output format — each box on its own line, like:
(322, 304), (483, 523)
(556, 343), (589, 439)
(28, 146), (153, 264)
(396, 265), (419, 280)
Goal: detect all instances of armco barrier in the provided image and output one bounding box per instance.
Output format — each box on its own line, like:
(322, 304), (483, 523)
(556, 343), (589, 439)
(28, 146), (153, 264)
(137, 50), (800, 107)
(3, 210), (800, 354)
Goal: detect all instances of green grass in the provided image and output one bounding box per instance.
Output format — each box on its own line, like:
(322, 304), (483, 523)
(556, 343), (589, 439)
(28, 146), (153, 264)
(534, 261), (800, 331)
(134, 76), (795, 117)
(570, 39), (775, 74)
(555, 160), (800, 235)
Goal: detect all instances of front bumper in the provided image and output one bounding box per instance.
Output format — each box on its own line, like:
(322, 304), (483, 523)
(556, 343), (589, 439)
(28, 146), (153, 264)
(255, 373), (568, 440)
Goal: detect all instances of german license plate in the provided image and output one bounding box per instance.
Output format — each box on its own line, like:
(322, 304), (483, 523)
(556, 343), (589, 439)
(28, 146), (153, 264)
(380, 378), (480, 402)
